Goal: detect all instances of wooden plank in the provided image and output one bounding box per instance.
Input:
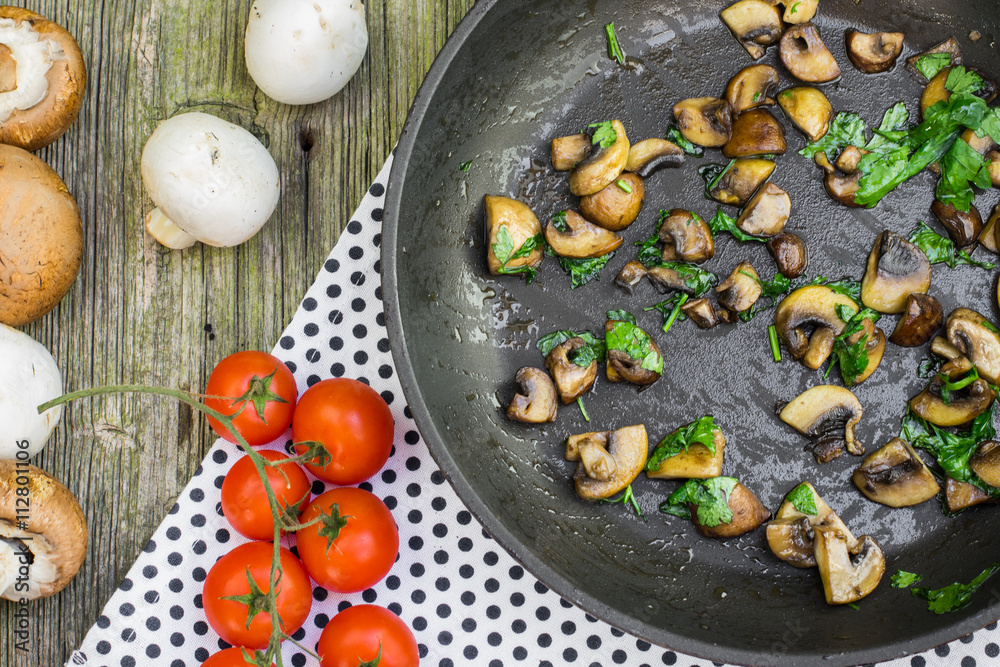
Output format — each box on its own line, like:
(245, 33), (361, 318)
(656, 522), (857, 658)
(0, 0), (474, 664)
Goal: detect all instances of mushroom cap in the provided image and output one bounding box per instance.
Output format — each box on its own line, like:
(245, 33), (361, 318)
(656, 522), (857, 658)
(910, 357), (996, 427)
(244, 0), (369, 106)
(673, 98), (732, 148)
(569, 120), (630, 196)
(813, 529), (885, 605)
(681, 297), (720, 329)
(0, 324), (63, 458)
(716, 261), (762, 314)
(970, 441), (1000, 489)
(861, 230), (932, 314)
(551, 134), (591, 171)
(578, 173), (644, 232)
(725, 64), (779, 114)
(484, 195), (543, 275)
(767, 232), (808, 279)
(845, 30), (905, 74)
(545, 339), (598, 405)
(0, 144), (83, 326)
(0, 460), (87, 599)
(736, 182), (790, 237)
(140, 112), (281, 248)
(505, 367), (557, 424)
(544, 209), (622, 259)
(779, 384), (864, 458)
(906, 38), (962, 80)
(852, 438), (940, 507)
(719, 0), (783, 60)
(932, 199), (983, 250)
(722, 108), (787, 158)
(780, 23), (842, 83)
(659, 209), (714, 263)
(0, 8), (86, 152)
(768, 482), (857, 568)
(647, 428), (725, 480)
(625, 139), (683, 178)
(946, 307), (1000, 384)
(707, 158), (775, 206)
(774, 285), (858, 360)
(889, 293), (943, 347)
(693, 482), (770, 539)
(568, 425), (648, 501)
(778, 86), (833, 142)
(944, 476), (997, 513)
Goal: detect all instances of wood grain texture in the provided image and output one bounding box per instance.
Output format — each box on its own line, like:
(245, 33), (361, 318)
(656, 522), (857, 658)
(0, 1), (474, 664)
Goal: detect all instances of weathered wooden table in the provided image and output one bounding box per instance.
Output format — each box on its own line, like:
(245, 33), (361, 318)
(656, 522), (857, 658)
(0, 1), (473, 664)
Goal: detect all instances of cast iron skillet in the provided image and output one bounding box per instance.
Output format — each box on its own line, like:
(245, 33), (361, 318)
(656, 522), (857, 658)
(383, 1), (1000, 664)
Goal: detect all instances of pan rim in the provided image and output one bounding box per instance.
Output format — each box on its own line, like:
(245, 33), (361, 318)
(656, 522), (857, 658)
(380, 1), (1000, 664)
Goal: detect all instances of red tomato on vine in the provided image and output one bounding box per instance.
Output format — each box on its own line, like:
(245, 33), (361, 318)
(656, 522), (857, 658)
(318, 605), (419, 667)
(205, 351), (297, 446)
(221, 450), (311, 540)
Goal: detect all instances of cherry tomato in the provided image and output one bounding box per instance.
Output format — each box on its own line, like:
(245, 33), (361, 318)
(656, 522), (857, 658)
(201, 647), (274, 667)
(206, 351), (297, 446)
(202, 542), (312, 649)
(221, 450), (311, 540)
(292, 378), (394, 484)
(296, 488), (399, 593)
(318, 605), (419, 667)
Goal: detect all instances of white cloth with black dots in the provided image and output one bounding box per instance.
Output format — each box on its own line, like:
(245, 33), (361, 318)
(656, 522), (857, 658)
(67, 155), (1000, 667)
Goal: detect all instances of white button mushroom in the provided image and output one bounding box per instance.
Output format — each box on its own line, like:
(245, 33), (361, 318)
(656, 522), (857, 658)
(141, 112), (281, 249)
(0, 324), (63, 459)
(244, 0), (368, 105)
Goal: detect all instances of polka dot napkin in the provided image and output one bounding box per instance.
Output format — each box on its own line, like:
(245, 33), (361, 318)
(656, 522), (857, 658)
(67, 156), (1000, 667)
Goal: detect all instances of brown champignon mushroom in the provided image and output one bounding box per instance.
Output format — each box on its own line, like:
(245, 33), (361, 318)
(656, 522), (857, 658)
(767, 482), (856, 568)
(505, 367), (557, 423)
(860, 230), (932, 314)
(845, 319), (886, 385)
(659, 210), (715, 263)
(725, 64), (780, 114)
(890, 293), (943, 347)
(626, 139), (684, 178)
(944, 477), (998, 512)
(0, 8), (87, 152)
(970, 441), (1000, 488)
(707, 158), (776, 206)
(920, 67), (952, 117)
(823, 165), (862, 207)
(681, 297), (720, 329)
(910, 356), (996, 427)
(716, 261), (763, 317)
(946, 308), (1000, 384)
(782, 0), (818, 23)
(551, 133), (591, 171)
(777, 86), (833, 141)
(544, 210), (622, 259)
(736, 182), (790, 237)
(989, 151), (1000, 188)
(692, 482), (770, 539)
(614, 260), (648, 293)
(605, 316), (663, 387)
(932, 335), (963, 361)
(774, 285), (858, 364)
(569, 120), (631, 196)
(544, 339), (597, 405)
(0, 144), (83, 326)
(0, 460), (87, 599)
(579, 174), (645, 232)
(673, 97), (732, 148)
(852, 438), (940, 507)
(814, 529), (885, 605)
(780, 23), (842, 83)
(566, 425), (648, 501)
(845, 30), (905, 73)
(647, 424), (725, 480)
(484, 195), (543, 276)
(767, 232), (808, 278)
(646, 265), (703, 295)
(931, 199), (983, 250)
(719, 0), (784, 60)
(723, 108), (787, 158)
(906, 37), (962, 80)
(983, 204), (1000, 254)
(780, 384), (864, 461)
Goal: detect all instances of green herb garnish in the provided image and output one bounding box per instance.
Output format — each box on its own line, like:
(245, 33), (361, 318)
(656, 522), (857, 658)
(493, 227), (543, 283)
(891, 571), (924, 589)
(551, 210), (568, 231)
(917, 356), (944, 379)
(616, 178), (633, 194)
(666, 125), (704, 157)
(646, 416), (719, 471)
(645, 293), (689, 333)
(915, 53), (952, 81)
(588, 121), (618, 148)
(739, 272), (792, 322)
(911, 563), (1000, 614)
(908, 222), (995, 269)
(937, 366), (979, 406)
(577, 397), (590, 422)
(660, 477), (739, 527)
(600, 484), (643, 518)
(826, 305), (880, 387)
(605, 22), (626, 65)
(536, 330), (606, 366)
(786, 483), (818, 516)
(800, 112), (867, 159)
(605, 311), (663, 374)
(659, 262), (717, 297)
(706, 207), (768, 244)
(547, 247), (614, 288)
(459, 160), (473, 172)
(803, 276), (863, 302)
(768, 324), (782, 362)
(945, 66), (985, 95)
(982, 321), (1000, 335)
(699, 161), (736, 200)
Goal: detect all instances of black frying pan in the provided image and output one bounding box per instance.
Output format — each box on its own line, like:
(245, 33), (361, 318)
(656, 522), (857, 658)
(383, 1), (1000, 664)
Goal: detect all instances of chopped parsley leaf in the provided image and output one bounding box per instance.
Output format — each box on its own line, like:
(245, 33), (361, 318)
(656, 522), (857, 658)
(587, 121), (618, 148)
(646, 416), (719, 471)
(493, 227), (543, 283)
(536, 330), (606, 366)
(891, 571), (924, 589)
(915, 53), (952, 81)
(908, 222), (995, 269)
(660, 477), (739, 527)
(911, 563), (1000, 614)
(605, 22), (626, 65)
(786, 483), (818, 516)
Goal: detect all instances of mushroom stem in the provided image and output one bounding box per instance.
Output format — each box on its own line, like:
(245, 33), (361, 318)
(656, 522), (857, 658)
(145, 208), (197, 250)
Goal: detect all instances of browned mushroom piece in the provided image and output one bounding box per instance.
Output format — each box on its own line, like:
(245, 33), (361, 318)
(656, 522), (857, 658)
(551, 134), (591, 171)
(736, 183), (790, 237)
(945, 308), (1000, 384)
(906, 37), (962, 79)
(931, 200), (983, 250)
(659, 210), (715, 263)
(626, 139), (684, 177)
(767, 232), (808, 278)
(605, 316), (663, 387)
(719, 0), (784, 60)
(673, 98), (732, 148)
(844, 318), (886, 385)
(681, 298), (720, 329)
(505, 367), (558, 424)
(725, 64), (780, 114)
(910, 357), (996, 427)
(0, 461), (87, 599)
(777, 86), (833, 141)
(716, 261), (762, 318)
(822, 161), (862, 208)
(767, 482), (856, 568)
(544, 210), (622, 259)
(852, 438), (940, 507)
(566, 425), (648, 501)
(723, 108), (787, 158)
(570, 120), (630, 196)
(0, 144), (84, 326)
(692, 482), (771, 539)
(780, 385), (864, 461)
(989, 151), (1000, 188)
(0, 8), (87, 151)
(983, 204), (1000, 254)
(944, 477), (998, 513)
(606, 346), (663, 386)
(835, 146), (869, 174)
(706, 158), (776, 206)
(921, 67), (952, 117)
(814, 529), (885, 605)
(544, 340), (597, 405)
(484, 195), (543, 276)
(861, 230), (932, 314)
(890, 293), (943, 347)
(774, 285), (858, 366)
(780, 23), (842, 83)
(782, 0), (818, 23)
(970, 441), (1000, 489)
(845, 30), (905, 73)
(647, 423), (725, 480)
(932, 335), (963, 361)
(615, 260), (648, 293)
(578, 174), (645, 232)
